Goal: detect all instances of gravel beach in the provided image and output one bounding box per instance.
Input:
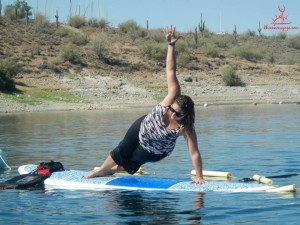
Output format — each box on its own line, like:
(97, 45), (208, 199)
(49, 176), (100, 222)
(1, 74), (299, 114)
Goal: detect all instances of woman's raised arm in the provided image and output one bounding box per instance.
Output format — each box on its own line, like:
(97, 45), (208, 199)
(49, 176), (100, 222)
(161, 25), (182, 107)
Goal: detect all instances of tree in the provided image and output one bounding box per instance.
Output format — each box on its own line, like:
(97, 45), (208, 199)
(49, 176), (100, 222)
(4, 0), (32, 20)
(0, 58), (18, 92)
(24, 1), (32, 24)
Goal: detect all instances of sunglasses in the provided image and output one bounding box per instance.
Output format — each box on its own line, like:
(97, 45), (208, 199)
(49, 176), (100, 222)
(169, 105), (184, 117)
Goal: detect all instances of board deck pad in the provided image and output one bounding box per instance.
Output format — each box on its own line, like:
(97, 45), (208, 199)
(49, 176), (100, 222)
(18, 165), (276, 192)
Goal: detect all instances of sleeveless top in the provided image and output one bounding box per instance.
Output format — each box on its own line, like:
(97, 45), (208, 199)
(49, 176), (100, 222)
(139, 104), (183, 155)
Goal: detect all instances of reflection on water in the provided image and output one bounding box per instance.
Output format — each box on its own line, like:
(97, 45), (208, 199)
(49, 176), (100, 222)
(102, 191), (204, 224)
(0, 104), (300, 224)
(0, 109), (149, 168)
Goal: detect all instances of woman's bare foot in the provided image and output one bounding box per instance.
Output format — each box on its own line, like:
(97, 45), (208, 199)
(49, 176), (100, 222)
(83, 169), (107, 179)
(84, 155), (119, 179)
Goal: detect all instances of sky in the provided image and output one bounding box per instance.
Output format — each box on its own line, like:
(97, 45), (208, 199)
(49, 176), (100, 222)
(1, 0), (300, 35)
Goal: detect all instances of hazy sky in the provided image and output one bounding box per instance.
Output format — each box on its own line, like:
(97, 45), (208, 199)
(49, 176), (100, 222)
(2, 0), (300, 35)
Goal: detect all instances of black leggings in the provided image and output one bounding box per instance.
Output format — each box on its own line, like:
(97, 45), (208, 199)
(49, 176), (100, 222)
(110, 115), (167, 174)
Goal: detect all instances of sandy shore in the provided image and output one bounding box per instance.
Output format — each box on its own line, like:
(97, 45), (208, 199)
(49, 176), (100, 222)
(1, 74), (299, 114)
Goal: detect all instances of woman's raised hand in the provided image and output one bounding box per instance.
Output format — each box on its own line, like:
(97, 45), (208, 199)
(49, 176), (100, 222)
(163, 25), (182, 45)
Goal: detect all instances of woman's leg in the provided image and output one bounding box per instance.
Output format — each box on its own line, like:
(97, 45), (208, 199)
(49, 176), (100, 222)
(84, 115), (145, 179)
(84, 155), (118, 178)
(110, 115), (146, 166)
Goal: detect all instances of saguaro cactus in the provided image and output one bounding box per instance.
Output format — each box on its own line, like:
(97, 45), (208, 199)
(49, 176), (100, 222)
(233, 25), (237, 40)
(198, 13), (205, 37)
(55, 10), (59, 28)
(146, 20), (148, 32)
(258, 21), (262, 36)
(194, 26), (198, 48)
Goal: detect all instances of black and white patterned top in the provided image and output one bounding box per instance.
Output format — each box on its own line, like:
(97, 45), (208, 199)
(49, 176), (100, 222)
(139, 104), (183, 155)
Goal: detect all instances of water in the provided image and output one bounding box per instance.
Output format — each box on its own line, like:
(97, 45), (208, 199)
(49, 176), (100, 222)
(0, 104), (299, 224)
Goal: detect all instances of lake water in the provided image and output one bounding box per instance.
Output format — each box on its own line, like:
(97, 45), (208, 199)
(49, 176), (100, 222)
(0, 104), (299, 224)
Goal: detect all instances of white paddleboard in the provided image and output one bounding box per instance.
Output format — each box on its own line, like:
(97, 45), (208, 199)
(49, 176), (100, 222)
(18, 165), (294, 192)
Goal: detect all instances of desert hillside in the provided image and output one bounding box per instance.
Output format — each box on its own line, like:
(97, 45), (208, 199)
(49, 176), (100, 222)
(0, 16), (300, 112)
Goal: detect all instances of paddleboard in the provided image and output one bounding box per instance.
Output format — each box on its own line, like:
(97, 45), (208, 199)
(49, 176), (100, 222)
(18, 165), (295, 192)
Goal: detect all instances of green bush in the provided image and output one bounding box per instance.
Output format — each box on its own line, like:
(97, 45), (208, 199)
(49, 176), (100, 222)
(221, 66), (242, 86)
(34, 13), (50, 34)
(277, 32), (287, 39)
(204, 43), (220, 58)
(98, 18), (110, 30)
(55, 27), (70, 38)
(87, 18), (99, 28)
(146, 29), (165, 43)
(118, 20), (147, 41)
(230, 46), (263, 61)
(4, 5), (16, 20)
(142, 42), (166, 62)
(175, 42), (188, 54)
(91, 39), (109, 61)
(177, 52), (190, 67)
(60, 44), (82, 64)
(68, 32), (88, 45)
(175, 42), (191, 67)
(243, 29), (256, 37)
(0, 58), (18, 92)
(267, 52), (276, 64)
(68, 16), (86, 28)
(287, 35), (300, 50)
(4, 1), (32, 20)
(213, 35), (232, 48)
(119, 20), (139, 33)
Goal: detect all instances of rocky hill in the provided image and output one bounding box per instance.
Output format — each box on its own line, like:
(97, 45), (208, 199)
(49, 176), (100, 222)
(0, 16), (299, 113)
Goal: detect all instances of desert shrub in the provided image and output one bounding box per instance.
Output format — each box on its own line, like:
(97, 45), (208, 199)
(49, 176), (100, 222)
(48, 57), (62, 73)
(221, 66), (242, 86)
(30, 47), (42, 58)
(4, 1), (31, 20)
(230, 46), (263, 61)
(55, 27), (69, 38)
(281, 55), (297, 65)
(177, 52), (191, 67)
(146, 29), (165, 43)
(184, 31), (198, 49)
(142, 41), (166, 62)
(98, 18), (110, 30)
(175, 42), (188, 54)
(0, 58), (18, 92)
(286, 35), (300, 50)
(87, 18), (99, 28)
(4, 5), (16, 20)
(91, 39), (109, 61)
(204, 43), (220, 58)
(119, 20), (147, 41)
(119, 20), (139, 33)
(34, 13), (50, 33)
(277, 32), (287, 39)
(60, 44), (82, 64)
(68, 16), (86, 28)
(213, 35), (232, 48)
(243, 29), (256, 37)
(175, 42), (191, 66)
(267, 52), (276, 64)
(68, 32), (88, 45)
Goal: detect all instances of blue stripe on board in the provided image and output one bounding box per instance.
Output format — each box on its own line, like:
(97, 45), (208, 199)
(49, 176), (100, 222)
(106, 176), (184, 189)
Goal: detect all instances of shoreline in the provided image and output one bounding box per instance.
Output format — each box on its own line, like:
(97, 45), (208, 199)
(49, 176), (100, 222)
(1, 83), (299, 114)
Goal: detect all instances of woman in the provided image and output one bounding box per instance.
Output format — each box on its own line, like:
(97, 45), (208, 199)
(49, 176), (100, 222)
(84, 25), (206, 184)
